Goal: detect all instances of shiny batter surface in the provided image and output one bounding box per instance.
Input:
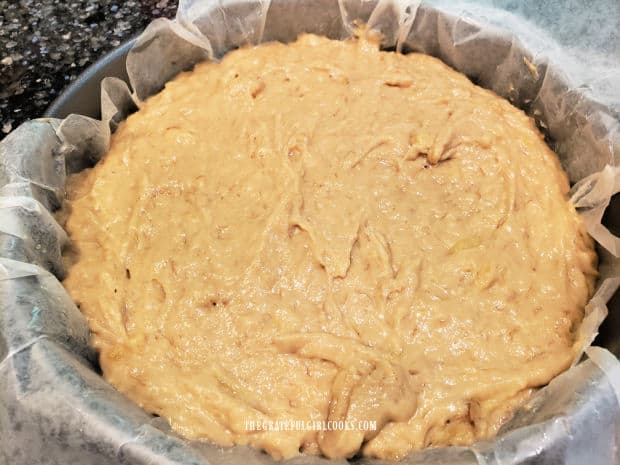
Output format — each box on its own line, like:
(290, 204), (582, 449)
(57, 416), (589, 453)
(62, 33), (597, 460)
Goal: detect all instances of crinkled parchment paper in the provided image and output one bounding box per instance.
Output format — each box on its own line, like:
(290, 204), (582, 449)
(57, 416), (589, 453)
(1, 1), (620, 464)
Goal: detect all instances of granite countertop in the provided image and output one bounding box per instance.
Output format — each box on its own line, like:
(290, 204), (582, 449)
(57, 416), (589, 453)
(0, 0), (178, 140)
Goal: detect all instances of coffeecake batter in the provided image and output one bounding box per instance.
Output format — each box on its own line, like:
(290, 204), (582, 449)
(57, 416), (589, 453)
(62, 33), (597, 459)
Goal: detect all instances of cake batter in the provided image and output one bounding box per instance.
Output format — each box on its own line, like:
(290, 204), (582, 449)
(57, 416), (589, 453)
(61, 32), (597, 459)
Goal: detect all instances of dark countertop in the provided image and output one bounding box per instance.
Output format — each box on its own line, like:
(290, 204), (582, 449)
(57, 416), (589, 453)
(0, 0), (178, 140)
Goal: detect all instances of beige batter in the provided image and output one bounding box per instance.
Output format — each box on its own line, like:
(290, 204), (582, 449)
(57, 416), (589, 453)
(61, 32), (597, 460)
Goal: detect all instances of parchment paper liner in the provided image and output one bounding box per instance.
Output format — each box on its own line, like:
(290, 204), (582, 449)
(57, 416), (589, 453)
(1, 1), (620, 464)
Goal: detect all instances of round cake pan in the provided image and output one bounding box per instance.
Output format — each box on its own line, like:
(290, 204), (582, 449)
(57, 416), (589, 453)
(0, 1), (612, 463)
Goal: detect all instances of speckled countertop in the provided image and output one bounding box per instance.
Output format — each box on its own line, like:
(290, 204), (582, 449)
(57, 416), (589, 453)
(0, 0), (178, 140)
